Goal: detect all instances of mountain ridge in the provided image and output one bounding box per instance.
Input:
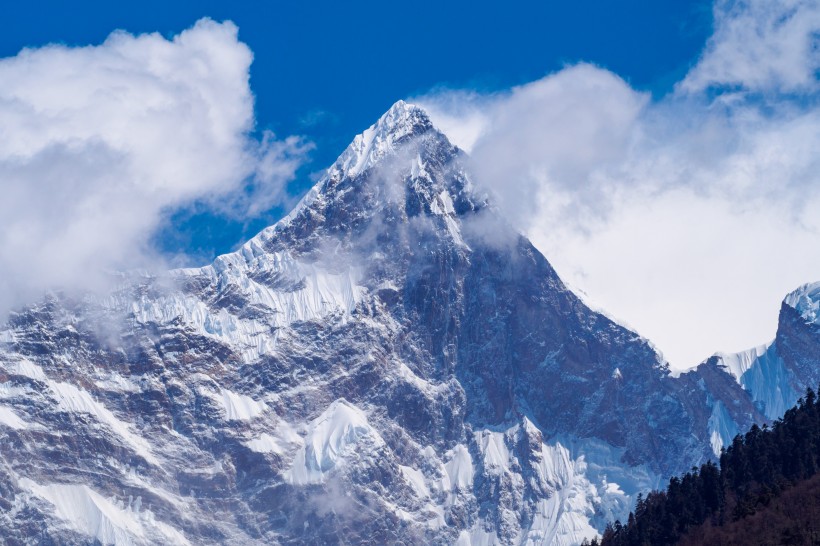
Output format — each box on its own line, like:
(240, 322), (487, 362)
(0, 100), (817, 545)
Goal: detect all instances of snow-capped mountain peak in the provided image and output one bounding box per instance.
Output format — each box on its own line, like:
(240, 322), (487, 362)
(0, 101), (818, 546)
(330, 99), (434, 179)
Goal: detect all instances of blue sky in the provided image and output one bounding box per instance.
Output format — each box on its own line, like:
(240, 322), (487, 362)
(0, 0), (713, 258)
(0, 0), (817, 368)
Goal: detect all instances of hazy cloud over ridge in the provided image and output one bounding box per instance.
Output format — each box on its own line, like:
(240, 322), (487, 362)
(0, 19), (310, 316)
(418, 0), (820, 368)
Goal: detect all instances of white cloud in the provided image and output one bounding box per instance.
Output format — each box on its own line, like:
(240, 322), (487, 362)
(417, 0), (820, 369)
(680, 0), (820, 95)
(0, 19), (310, 316)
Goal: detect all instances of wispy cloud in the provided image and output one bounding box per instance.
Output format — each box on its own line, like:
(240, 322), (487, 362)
(0, 19), (311, 317)
(417, 0), (820, 368)
(680, 0), (820, 95)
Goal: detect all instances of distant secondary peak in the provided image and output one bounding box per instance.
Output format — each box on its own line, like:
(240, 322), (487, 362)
(330, 100), (435, 178)
(784, 281), (820, 325)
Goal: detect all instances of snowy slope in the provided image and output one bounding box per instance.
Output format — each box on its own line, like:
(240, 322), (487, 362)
(714, 344), (797, 420)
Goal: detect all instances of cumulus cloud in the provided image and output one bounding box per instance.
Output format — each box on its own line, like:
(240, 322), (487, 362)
(417, 0), (820, 368)
(0, 19), (310, 316)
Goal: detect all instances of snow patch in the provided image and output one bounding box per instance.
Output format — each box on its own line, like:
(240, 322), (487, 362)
(429, 188), (468, 247)
(443, 444), (474, 491)
(49, 382), (158, 466)
(551, 433), (659, 540)
(285, 400), (384, 485)
(716, 343), (798, 419)
(244, 421), (301, 455)
(6, 359), (47, 381)
(20, 478), (189, 546)
(399, 465), (431, 499)
(475, 429), (511, 474)
(0, 405), (28, 429)
(0, 382), (32, 399)
(206, 388), (266, 422)
(707, 399), (738, 455)
(244, 433), (285, 454)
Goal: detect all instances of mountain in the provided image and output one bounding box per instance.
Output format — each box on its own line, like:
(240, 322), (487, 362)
(0, 101), (817, 545)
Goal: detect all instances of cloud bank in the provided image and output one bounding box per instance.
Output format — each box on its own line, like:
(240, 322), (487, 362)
(418, 0), (820, 368)
(0, 19), (310, 316)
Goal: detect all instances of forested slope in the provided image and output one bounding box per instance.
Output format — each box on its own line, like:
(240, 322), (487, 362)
(592, 387), (820, 546)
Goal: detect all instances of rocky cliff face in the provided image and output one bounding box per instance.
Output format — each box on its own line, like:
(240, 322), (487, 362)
(0, 102), (817, 545)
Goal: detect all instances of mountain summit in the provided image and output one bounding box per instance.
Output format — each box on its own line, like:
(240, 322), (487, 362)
(0, 102), (818, 545)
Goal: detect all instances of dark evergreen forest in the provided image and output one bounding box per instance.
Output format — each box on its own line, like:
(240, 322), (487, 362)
(588, 387), (820, 546)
